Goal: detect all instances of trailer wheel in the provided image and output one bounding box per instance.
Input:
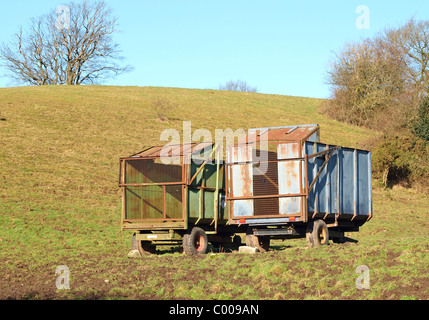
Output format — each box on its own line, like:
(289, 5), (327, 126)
(232, 234), (242, 246)
(131, 233), (156, 255)
(306, 220), (329, 247)
(245, 234), (270, 252)
(183, 227), (208, 255)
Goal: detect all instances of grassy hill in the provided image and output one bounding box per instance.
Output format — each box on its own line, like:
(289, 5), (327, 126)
(0, 85), (428, 300)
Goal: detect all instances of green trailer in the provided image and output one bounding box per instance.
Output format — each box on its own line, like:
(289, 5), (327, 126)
(119, 142), (237, 255)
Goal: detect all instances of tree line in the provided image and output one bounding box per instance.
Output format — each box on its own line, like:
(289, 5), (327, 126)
(323, 18), (429, 190)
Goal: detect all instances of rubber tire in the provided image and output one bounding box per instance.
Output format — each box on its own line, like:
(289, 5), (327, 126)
(306, 220), (329, 247)
(232, 234), (242, 246)
(183, 227), (208, 255)
(245, 234), (270, 253)
(131, 233), (156, 255)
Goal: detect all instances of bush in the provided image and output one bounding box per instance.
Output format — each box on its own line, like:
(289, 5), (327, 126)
(372, 134), (429, 190)
(411, 97), (429, 142)
(152, 97), (176, 122)
(322, 38), (410, 129)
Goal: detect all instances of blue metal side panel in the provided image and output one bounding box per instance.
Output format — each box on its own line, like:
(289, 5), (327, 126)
(341, 148), (355, 214)
(357, 149), (370, 215)
(305, 142), (371, 217)
(368, 152), (373, 215)
(315, 143), (327, 214)
(327, 147), (339, 214)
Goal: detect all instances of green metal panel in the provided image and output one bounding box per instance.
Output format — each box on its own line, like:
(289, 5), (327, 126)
(125, 186), (141, 219)
(125, 185), (164, 220)
(165, 185), (182, 219)
(122, 144), (226, 230)
(205, 163), (225, 188)
(203, 191), (215, 219)
(125, 185), (183, 220)
(141, 185), (164, 219)
(187, 189), (226, 221)
(187, 189), (216, 219)
(188, 188), (200, 219)
(189, 163), (225, 189)
(123, 158), (183, 221)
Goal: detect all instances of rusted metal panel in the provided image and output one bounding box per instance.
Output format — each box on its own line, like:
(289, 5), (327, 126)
(278, 161), (300, 194)
(277, 142), (300, 159)
(279, 197), (301, 215)
(127, 142), (213, 158)
(232, 200), (254, 217)
(229, 145), (254, 217)
(227, 137), (308, 219)
(239, 124), (319, 144)
(277, 142), (302, 215)
(121, 154), (185, 222)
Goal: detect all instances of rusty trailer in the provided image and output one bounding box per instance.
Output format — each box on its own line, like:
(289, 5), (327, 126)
(119, 124), (372, 254)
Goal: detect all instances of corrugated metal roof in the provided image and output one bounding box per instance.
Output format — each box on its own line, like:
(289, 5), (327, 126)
(238, 124), (319, 144)
(129, 142), (213, 158)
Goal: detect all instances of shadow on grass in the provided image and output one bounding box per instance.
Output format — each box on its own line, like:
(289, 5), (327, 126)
(135, 236), (358, 256)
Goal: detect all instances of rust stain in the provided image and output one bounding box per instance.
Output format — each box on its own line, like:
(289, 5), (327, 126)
(291, 142), (299, 157)
(132, 142), (213, 158)
(238, 126), (319, 145)
(239, 165), (252, 197)
(280, 160), (300, 195)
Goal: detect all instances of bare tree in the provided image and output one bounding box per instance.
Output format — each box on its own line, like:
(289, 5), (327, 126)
(385, 18), (429, 93)
(0, 0), (132, 85)
(323, 18), (429, 131)
(218, 79), (258, 93)
(323, 36), (409, 128)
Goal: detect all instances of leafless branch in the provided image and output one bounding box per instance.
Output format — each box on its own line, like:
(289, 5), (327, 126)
(0, 0), (132, 85)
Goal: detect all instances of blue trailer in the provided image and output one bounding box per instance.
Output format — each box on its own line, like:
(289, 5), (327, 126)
(226, 124), (373, 251)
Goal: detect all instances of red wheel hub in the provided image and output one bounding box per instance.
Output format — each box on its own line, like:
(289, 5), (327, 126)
(194, 235), (205, 252)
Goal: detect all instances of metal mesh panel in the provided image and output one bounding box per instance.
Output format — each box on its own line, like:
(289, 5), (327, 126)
(125, 158), (182, 184)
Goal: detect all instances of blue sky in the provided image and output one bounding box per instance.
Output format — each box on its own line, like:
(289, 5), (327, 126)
(1, 0), (429, 98)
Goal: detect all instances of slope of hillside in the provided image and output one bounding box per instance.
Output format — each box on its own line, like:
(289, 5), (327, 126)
(0, 85), (427, 300)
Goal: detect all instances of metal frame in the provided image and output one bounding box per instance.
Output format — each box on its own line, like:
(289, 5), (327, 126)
(226, 140), (308, 223)
(119, 156), (187, 223)
(225, 124), (321, 224)
(225, 133), (370, 226)
(119, 143), (205, 228)
(119, 142), (223, 232)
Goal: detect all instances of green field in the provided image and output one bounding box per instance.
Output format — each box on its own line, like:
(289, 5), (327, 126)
(0, 86), (428, 300)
